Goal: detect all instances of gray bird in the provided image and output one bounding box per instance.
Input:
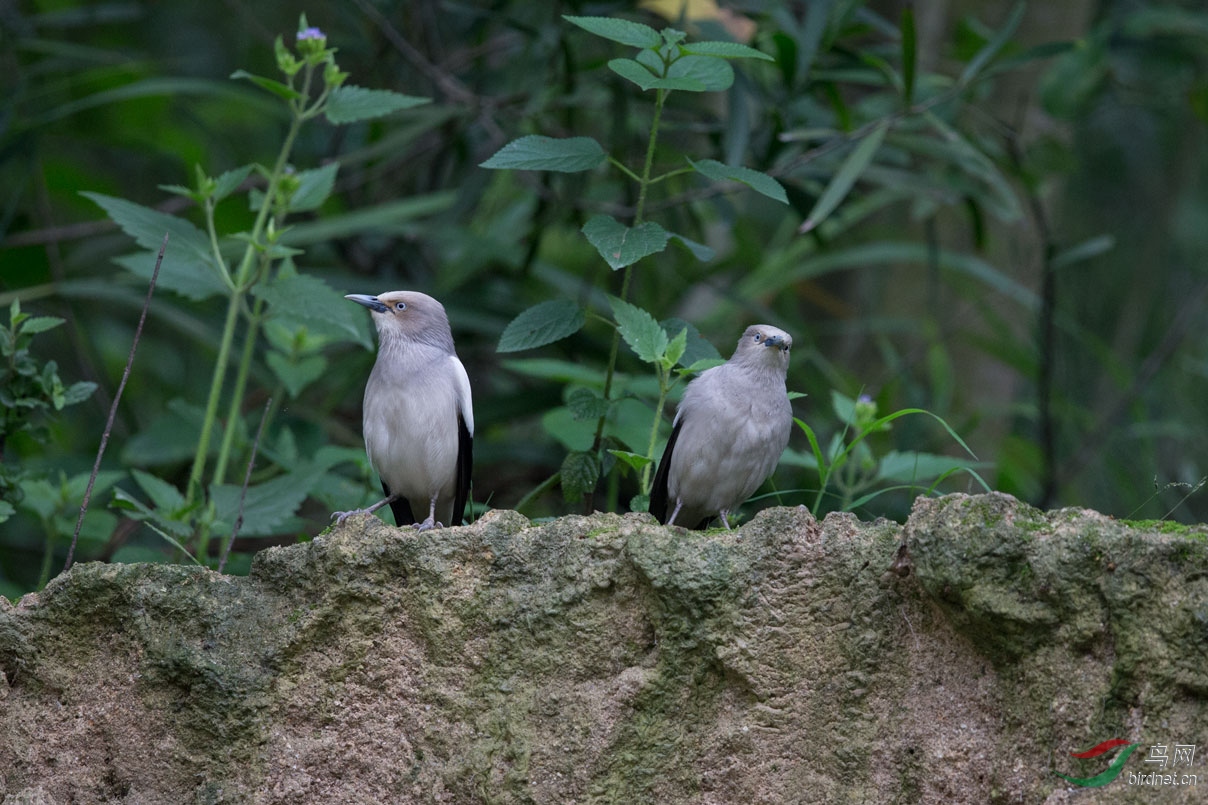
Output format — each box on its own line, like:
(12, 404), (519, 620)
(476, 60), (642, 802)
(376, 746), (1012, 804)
(334, 291), (473, 530)
(649, 325), (793, 529)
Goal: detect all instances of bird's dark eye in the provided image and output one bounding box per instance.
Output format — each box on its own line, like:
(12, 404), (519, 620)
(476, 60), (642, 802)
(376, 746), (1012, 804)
(395, 302), (407, 311)
(753, 333), (763, 342)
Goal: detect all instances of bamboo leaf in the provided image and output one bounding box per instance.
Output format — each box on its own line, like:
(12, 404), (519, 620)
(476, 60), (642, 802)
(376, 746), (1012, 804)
(799, 122), (889, 232)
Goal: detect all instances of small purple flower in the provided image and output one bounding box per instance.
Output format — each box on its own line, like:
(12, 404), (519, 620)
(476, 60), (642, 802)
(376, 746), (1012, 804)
(858, 393), (873, 404)
(297, 27), (325, 42)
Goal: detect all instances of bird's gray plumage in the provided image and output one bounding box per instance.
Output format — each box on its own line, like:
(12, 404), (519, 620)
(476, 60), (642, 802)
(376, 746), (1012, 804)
(334, 291), (473, 530)
(649, 325), (793, 529)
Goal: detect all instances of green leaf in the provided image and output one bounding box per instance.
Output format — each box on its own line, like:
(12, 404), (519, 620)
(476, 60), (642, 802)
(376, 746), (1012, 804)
(83, 191), (227, 301)
(560, 450), (600, 503)
(609, 297), (668, 364)
(61, 381), (97, 407)
(668, 233), (715, 262)
(688, 158), (788, 204)
(266, 351), (327, 398)
(608, 58), (705, 92)
(324, 85), (430, 124)
(608, 450), (653, 473)
(581, 215), (671, 270)
(210, 465), (323, 537)
(661, 318), (722, 367)
(567, 387), (611, 421)
(230, 69), (304, 102)
(130, 469), (187, 516)
(1051, 234), (1115, 270)
(900, 6), (917, 107)
(497, 299), (585, 353)
(480, 135), (607, 172)
(288, 162), (339, 212)
(663, 327), (688, 368)
(682, 41), (775, 61)
(213, 164), (254, 202)
(563, 15), (661, 48)
(252, 272), (373, 349)
(667, 54), (734, 91)
(959, 1), (1025, 86)
(799, 122), (889, 233)
(18, 316), (65, 337)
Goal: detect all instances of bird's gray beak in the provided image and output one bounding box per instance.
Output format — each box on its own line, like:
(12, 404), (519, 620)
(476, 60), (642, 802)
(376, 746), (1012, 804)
(345, 294), (389, 313)
(763, 334), (786, 349)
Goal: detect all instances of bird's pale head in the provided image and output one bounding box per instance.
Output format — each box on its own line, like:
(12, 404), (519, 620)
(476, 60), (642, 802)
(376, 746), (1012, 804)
(345, 290), (455, 350)
(732, 324), (792, 371)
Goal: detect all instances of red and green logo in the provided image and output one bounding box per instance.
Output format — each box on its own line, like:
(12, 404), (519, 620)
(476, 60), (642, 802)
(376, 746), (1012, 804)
(1056, 739), (1142, 787)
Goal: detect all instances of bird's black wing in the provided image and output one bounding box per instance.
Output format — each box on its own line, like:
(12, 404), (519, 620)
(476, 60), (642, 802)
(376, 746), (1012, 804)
(453, 412), (473, 526)
(648, 419), (682, 524)
(383, 481), (415, 526)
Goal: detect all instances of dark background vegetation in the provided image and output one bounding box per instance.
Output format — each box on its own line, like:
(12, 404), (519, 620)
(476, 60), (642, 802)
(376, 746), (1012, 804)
(2, 0), (1206, 597)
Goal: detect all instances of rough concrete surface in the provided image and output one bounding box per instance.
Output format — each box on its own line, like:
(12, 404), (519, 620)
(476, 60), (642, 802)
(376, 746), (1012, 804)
(0, 493), (1205, 803)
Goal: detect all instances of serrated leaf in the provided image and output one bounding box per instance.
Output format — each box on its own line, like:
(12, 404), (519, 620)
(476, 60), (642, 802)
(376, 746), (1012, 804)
(252, 272), (373, 349)
(113, 252), (227, 302)
(210, 465), (323, 537)
(324, 85), (430, 124)
(213, 164), (254, 201)
(83, 191), (227, 300)
(608, 58), (704, 92)
(563, 15), (661, 48)
(497, 299), (585, 353)
(581, 215), (671, 270)
(480, 135), (607, 172)
(667, 55), (734, 91)
(266, 351), (327, 398)
(230, 69), (304, 101)
(289, 162), (339, 212)
(609, 297), (667, 364)
(567, 387), (611, 421)
(682, 41), (775, 61)
(688, 158), (788, 204)
(560, 450), (600, 503)
(799, 122), (889, 233)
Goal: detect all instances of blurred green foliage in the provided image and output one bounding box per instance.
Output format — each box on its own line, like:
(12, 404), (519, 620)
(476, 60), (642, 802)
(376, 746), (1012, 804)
(2, 0), (1207, 598)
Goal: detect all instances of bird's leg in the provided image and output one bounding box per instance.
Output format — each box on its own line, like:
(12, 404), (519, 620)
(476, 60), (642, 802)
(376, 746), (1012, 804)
(332, 493), (399, 525)
(666, 499), (684, 527)
(719, 510), (733, 530)
(414, 493), (443, 532)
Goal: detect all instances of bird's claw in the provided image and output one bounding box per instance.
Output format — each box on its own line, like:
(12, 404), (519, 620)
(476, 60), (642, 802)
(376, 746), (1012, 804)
(413, 517), (442, 532)
(331, 509), (361, 525)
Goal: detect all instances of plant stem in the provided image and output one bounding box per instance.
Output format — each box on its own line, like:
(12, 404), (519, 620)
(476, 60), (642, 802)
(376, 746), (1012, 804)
(592, 88), (669, 453)
(639, 368), (671, 494)
(184, 112), (303, 505)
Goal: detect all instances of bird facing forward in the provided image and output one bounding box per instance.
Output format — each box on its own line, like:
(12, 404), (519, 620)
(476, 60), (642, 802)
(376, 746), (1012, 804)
(334, 291), (473, 530)
(649, 325), (793, 529)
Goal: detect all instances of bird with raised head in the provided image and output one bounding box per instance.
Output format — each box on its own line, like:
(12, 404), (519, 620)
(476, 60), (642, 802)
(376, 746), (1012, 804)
(334, 290), (473, 531)
(649, 324), (793, 530)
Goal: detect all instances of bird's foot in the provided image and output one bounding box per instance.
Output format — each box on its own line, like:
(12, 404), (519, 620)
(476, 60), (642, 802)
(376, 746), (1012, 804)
(331, 509), (369, 525)
(719, 510), (733, 530)
(413, 516), (443, 532)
